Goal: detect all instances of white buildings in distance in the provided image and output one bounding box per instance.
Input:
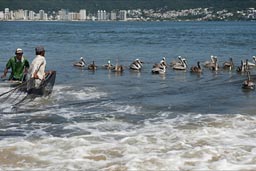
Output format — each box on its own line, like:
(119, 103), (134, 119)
(0, 7), (256, 21)
(0, 8), (127, 21)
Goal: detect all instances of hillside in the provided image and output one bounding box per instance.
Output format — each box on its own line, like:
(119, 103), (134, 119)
(0, 0), (256, 13)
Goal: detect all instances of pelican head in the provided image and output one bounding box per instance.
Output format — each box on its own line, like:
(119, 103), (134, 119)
(80, 57), (83, 60)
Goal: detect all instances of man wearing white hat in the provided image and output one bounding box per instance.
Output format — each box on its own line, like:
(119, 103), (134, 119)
(1, 48), (30, 81)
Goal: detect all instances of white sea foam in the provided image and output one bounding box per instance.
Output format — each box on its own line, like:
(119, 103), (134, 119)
(0, 113), (256, 170)
(52, 85), (107, 101)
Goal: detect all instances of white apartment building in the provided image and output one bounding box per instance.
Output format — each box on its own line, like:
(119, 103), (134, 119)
(29, 11), (35, 20)
(0, 11), (4, 20)
(4, 8), (10, 20)
(119, 10), (127, 21)
(79, 9), (86, 20)
(59, 9), (68, 20)
(14, 9), (25, 20)
(97, 10), (107, 21)
(68, 12), (79, 20)
(39, 10), (46, 20)
(110, 11), (117, 20)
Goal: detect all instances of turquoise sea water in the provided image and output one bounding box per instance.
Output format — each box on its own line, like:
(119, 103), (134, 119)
(0, 21), (256, 170)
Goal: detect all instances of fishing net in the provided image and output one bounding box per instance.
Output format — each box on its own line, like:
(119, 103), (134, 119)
(0, 71), (56, 106)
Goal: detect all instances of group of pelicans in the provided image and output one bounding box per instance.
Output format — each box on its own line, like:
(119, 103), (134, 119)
(73, 55), (256, 90)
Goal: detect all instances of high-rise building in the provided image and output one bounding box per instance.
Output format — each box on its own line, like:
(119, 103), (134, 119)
(103, 10), (107, 20)
(4, 8), (10, 20)
(97, 10), (107, 21)
(119, 10), (127, 21)
(68, 12), (79, 20)
(0, 11), (4, 20)
(97, 10), (101, 20)
(59, 9), (68, 20)
(110, 11), (117, 20)
(14, 9), (25, 20)
(29, 11), (35, 20)
(79, 9), (87, 20)
(39, 10), (45, 20)
(24, 10), (28, 20)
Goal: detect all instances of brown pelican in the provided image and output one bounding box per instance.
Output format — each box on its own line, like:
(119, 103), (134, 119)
(204, 55), (217, 68)
(170, 56), (184, 67)
(223, 57), (234, 70)
(112, 63), (124, 72)
(130, 59), (143, 70)
(190, 61), (202, 73)
(246, 56), (256, 68)
(237, 60), (247, 73)
(242, 71), (255, 90)
(88, 61), (97, 70)
(73, 57), (86, 67)
(172, 57), (188, 70)
(152, 60), (167, 74)
(209, 56), (219, 71)
(103, 60), (114, 70)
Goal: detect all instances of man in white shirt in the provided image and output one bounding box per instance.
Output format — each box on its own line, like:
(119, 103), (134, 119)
(27, 46), (47, 88)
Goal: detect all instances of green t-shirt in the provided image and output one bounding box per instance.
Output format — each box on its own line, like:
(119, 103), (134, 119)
(6, 56), (30, 81)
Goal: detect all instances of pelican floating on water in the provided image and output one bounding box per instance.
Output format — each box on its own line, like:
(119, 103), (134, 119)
(242, 71), (255, 90)
(170, 56), (185, 67)
(204, 55), (217, 68)
(73, 57), (86, 67)
(209, 56), (219, 71)
(172, 57), (188, 70)
(103, 60), (114, 70)
(88, 61), (97, 70)
(245, 56), (256, 67)
(223, 57), (234, 70)
(130, 59), (143, 70)
(237, 60), (247, 73)
(152, 60), (167, 74)
(190, 61), (202, 73)
(112, 61), (124, 72)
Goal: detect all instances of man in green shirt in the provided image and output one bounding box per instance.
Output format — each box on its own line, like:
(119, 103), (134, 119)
(1, 48), (30, 81)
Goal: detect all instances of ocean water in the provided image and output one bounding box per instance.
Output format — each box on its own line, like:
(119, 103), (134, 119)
(0, 21), (256, 170)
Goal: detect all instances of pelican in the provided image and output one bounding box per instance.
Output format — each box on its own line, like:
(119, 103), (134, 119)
(170, 56), (184, 67)
(242, 71), (255, 90)
(237, 60), (247, 73)
(103, 60), (114, 70)
(190, 61), (202, 73)
(204, 55), (217, 68)
(152, 60), (167, 74)
(130, 59), (143, 70)
(246, 56), (256, 68)
(88, 61), (97, 70)
(112, 63), (124, 72)
(223, 57), (234, 70)
(73, 57), (86, 67)
(172, 57), (188, 70)
(209, 56), (219, 71)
